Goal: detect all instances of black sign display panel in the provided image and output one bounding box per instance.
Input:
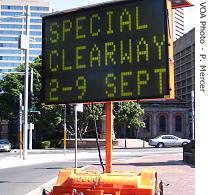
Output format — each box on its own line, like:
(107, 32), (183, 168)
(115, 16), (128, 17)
(42, 0), (169, 104)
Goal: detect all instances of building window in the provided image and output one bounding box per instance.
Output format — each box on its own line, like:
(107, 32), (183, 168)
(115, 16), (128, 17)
(0, 50), (21, 54)
(0, 24), (22, 29)
(159, 115), (166, 132)
(30, 44), (42, 48)
(30, 19), (42, 23)
(31, 13), (43, 17)
(1, 5), (23, 10)
(30, 25), (42, 30)
(0, 56), (21, 61)
(30, 6), (49, 11)
(0, 43), (18, 48)
(31, 37), (42, 42)
(0, 18), (22, 23)
(30, 31), (42, 36)
(175, 116), (182, 132)
(1, 11), (23, 17)
(0, 30), (22, 35)
(0, 62), (20, 67)
(29, 50), (41, 55)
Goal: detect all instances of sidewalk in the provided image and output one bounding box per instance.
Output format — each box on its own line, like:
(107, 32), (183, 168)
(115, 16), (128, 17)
(28, 153), (194, 195)
(61, 138), (151, 148)
(0, 139), (150, 170)
(0, 150), (97, 170)
(84, 153), (195, 195)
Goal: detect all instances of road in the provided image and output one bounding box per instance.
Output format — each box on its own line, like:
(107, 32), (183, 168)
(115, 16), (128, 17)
(0, 148), (182, 195)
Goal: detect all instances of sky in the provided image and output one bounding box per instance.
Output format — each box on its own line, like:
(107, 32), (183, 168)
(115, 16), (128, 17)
(49, 0), (195, 33)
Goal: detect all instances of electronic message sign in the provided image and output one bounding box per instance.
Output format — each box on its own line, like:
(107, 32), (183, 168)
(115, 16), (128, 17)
(42, 0), (169, 104)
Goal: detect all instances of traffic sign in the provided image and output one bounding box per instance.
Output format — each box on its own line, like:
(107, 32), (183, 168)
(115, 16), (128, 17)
(42, 0), (169, 104)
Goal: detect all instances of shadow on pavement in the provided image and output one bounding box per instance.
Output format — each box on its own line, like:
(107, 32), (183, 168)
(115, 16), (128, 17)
(0, 181), (8, 183)
(33, 167), (64, 170)
(0, 180), (43, 184)
(111, 160), (194, 167)
(33, 165), (84, 170)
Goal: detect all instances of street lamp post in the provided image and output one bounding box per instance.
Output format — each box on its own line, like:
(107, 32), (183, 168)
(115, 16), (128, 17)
(19, 93), (23, 158)
(22, 5), (30, 159)
(64, 105), (67, 155)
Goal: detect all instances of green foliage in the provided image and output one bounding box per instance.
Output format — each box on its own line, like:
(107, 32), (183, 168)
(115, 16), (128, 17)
(50, 139), (62, 148)
(114, 102), (145, 129)
(36, 104), (63, 133)
(78, 103), (104, 122)
(40, 140), (51, 149)
(0, 70), (24, 119)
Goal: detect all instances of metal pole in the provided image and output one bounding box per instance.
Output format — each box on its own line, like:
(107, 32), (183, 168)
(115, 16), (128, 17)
(19, 93), (23, 158)
(28, 68), (33, 151)
(29, 68), (33, 109)
(23, 5), (30, 160)
(74, 104), (78, 168)
(30, 68), (33, 95)
(29, 123), (33, 150)
(64, 105), (67, 155)
(105, 102), (112, 173)
(191, 90), (195, 139)
(124, 124), (127, 148)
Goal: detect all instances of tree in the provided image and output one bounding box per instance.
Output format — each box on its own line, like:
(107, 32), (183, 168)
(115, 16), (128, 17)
(0, 70), (23, 120)
(65, 103), (104, 140)
(114, 102), (145, 136)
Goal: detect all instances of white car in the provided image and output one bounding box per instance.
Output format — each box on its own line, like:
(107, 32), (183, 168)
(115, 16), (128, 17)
(149, 135), (190, 148)
(0, 139), (11, 152)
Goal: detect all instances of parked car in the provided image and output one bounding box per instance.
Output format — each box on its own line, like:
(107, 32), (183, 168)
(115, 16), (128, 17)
(149, 135), (190, 148)
(0, 139), (11, 152)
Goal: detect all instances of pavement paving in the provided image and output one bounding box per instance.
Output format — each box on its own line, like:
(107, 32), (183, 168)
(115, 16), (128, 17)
(84, 153), (195, 195)
(25, 153), (194, 195)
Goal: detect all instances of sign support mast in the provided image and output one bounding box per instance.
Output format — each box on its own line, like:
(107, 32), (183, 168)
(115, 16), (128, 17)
(105, 102), (112, 173)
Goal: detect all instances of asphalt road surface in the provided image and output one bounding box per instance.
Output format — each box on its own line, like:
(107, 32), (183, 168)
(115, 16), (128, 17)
(0, 148), (182, 195)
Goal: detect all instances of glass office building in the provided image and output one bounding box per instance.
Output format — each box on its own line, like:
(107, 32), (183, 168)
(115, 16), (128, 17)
(173, 8), (185, 40)
(0, 0), (52, 76)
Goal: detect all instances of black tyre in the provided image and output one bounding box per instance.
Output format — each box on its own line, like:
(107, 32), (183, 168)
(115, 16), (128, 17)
(42, 189), (47, 195)
(159, 180), (164, 195)
(157, 142), (164, 148)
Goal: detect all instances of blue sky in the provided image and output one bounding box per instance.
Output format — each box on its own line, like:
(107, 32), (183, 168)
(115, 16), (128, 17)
(50, 0), (195, 32)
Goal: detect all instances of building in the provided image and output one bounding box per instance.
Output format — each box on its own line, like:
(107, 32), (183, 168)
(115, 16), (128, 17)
(173, 8), (185, 40)
(137, 100), (190, 139)
(174, 28), (195, 105)
(0, 0), (52, 77)
(114, 100), (190, 140)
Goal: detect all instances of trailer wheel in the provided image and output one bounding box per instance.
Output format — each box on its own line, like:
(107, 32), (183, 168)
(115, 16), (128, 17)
(160, 188), (163, 195)
(42, 189), (48, 195)
(159, 180), (163, 195)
